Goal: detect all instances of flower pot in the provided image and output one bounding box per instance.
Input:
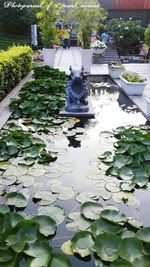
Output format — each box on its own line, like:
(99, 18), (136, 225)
(43, 48), (55, 67)
(33, 61), (43, 67)
(109, 68), (124, 79)
(81, 49), (92, 73)
(92, 48), (106, 55)
(120, 76), (147, 96)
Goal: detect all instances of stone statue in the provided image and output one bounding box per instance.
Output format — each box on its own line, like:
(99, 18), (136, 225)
(65, 66), (89, 112)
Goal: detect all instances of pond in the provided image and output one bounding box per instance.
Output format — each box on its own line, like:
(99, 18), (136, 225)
(1, 74), (150, 267)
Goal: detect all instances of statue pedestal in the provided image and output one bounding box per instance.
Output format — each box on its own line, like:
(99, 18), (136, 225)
(59, 97), (95, 118)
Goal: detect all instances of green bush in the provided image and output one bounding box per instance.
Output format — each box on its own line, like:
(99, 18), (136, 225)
(0, 45), (32, 102)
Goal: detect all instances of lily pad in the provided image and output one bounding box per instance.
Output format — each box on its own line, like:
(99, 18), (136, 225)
(61, 240), (74, 255)
(137, 228), (150, 243)
(94, 233), (120, 262)
(101, 209), (127, 223)
(71, 231), (95, 257)
(91, 218), (122, 236)
(118, 167), (134, 180)
(110, 258), (133, 266)
(86, 170), (104, 180)
(33, 215), (56, 237)
(4, 192), (27, 208)
(119, 237), (143, 263)
(38, 206), (65, 225)
(76, 191), (98, 203)
(81, 202), (103, 220)
(66, 212), (91, 232)
(50, 253), (72, 267)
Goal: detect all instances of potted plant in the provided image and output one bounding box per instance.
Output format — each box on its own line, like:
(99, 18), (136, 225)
(70, 0), (107, 72)
(37, 0), (61, 67)
(120, 71), (147, 95)
(91, 40), (107, 55)
(108, 61), (125, 79)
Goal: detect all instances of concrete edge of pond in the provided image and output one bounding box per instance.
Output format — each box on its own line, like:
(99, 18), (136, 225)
(114, 78), (150, 123)
(0, 72), (33, 130)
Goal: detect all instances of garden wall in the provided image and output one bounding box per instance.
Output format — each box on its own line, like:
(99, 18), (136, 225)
(0, 45), (32, 102)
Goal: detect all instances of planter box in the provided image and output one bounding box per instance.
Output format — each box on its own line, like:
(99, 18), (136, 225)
(43, 48), (55, 67)
(108, 68), (124, 79)
(146, 98), (150, 116)
(81, 49), (92, 73)
(120, 76), (147, 96)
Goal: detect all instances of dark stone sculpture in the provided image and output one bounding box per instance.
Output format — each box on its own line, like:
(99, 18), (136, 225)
(65, 66), (89, 112)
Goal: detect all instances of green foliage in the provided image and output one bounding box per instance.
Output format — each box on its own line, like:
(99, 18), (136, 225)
(37, 0), (61, 48)
(68, 0), (107, 48)
(99, 126), (150, 188)
(106, 19), (144, 50)
(145, 24), (150, 46)
(33, 66), (67, 81)
(0, 0), (39, 35)
(64, 202), (150, 266)
(0, 130), (57, 164)
(0, 45), (32, 102)
(0, 206), (71, 267)
(9, 78), (65, 119)
(122, 72), (145, 83)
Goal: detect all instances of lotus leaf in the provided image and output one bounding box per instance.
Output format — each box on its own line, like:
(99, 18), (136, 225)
(81, 202), (103, 220)
(119, 237), (143, 263)
(50, 253), (72, 267)
(71, 231), (94, 257)
(4, 192), (27, 208)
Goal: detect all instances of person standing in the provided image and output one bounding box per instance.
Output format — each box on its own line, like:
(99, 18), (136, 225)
(139, 42), (149, 62)
(101, 32), (110, 45)
(63, 25), (70, 49)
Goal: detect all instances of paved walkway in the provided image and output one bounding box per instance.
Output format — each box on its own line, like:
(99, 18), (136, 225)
(0, 47), (150, 129)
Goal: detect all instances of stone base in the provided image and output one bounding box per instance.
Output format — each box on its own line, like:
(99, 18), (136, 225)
(59, 97), (95, 118)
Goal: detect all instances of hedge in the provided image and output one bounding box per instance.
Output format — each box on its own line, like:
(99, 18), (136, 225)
(0, 45), (32, 102)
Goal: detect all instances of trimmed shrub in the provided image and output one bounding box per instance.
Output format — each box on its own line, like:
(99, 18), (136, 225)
(0, 45), (32, 101)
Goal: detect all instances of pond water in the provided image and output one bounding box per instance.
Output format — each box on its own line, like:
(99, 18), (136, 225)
(2, 75), (150, 267)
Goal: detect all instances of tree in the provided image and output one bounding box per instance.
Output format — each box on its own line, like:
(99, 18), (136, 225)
(0, 0), (40, 35)
(68, 0), (107, 49)
(145, 24), (150, 46)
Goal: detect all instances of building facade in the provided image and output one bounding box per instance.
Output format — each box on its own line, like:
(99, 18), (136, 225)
(100, 0), (150, 26)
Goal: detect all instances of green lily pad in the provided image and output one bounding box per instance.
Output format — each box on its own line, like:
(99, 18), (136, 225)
(121, 229), (135, 239)
(86, 170), (104, 180)
(50, 253), (72, 267)
(24, 240), (51, 267)
(71, 231), (94, 257)
(137, 228), (150, 243)
(0, 176), (17, 186)
(94, 233), (120, 262)
(38, 206), (65, 225)
(76, 191), (98, 203)
(33, 191), (57, 204)
(105, 182), (120, 193)
(91, 218), (122, 236)
(66, 212), (91, 232)
(0, 204), (10, 213)
(4, 192), (27, 208)
(95, 258), (103, 267)
(101, 209), (127, 223)
(110, 258), (133, 267)
(81, 202), (103, 220)
(127, 218), (143, 229)
(119, 237), (143, 263)
(113, 155), (132, 168)
(118, 167), (134, 180)
(4, 166), (27, 177)
(18, 175), (35, 187)
(33, 215), (56, 237)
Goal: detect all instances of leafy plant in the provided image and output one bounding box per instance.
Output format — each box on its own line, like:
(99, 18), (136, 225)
(36, 0), (61, 48)
(63, 202), (150, 266)
(68, 0), (107, 49)
(33, 66), (67, 81)
(122, 72), (146, 83)
(91, 40), (107, 50)
(0, 204), (71, 267)
(144, 23), (150, 46)
(106, 18), (144, 50)
(99, 126), (150, 189)
(0, 130), (57, 164)
(108, 61), (125, 70)
(9, 78), (65, 119)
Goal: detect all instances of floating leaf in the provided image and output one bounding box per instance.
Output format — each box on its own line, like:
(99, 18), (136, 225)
(94, 233), (120, 262)
(95, 258), (103, 267)
(119, 237), (143, 263)
(33, 215), (56, 237)
(118, 167), (134, 180)
(4, 192), (27, 208)
(105, 182), (120, 193)
(137, 228), (150, 243)
(0, 204), (10, 213)
(71, 231), (94, 257)
(66, 212), (91, 232)
(76, 191), (98, 203)
(0, 248), (13, 263)
(110, 258), (133, 267)
(91, 218), (122, 236)
(38, 206), (65, 225)
(61, 241), (74, 255)
(86, 170), (104, 180)
(50, 253), (72, 267)
(101, 209), (127, 223)
(18, 175), (35, 187)
(81, 202), (102, 220)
